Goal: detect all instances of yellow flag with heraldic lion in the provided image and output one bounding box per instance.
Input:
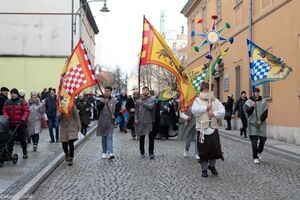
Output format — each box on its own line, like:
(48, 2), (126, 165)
(139, 17), (197, 111)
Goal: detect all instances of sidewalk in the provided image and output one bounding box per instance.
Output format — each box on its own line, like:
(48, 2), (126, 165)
(0, 120), (98, 198)
(218, 127), (300, 162)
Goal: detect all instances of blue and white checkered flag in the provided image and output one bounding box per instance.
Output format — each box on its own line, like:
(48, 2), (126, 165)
(247, 39), (292, 86)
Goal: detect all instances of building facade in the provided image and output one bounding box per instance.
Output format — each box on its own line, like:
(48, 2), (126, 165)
(182, 0), (300, 144)
(0, 0), (99, 94)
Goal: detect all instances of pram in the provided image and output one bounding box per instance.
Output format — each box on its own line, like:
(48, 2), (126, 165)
(0, 116), (18, 167)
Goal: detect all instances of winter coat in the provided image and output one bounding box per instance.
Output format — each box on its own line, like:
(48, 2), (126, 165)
(45, 96), (57, 118)
(224, 97), (234, 120)
(3, 98), (30, 129)
(135, 95), (156, 136)
(28, 99), (45, 135)
(0, 93), (8, 115)
(233, 97), (248, 118)
(76, 98), (91, 126)
(96, 96), (118, 136)
(243, 96), (268, 137)
(60, 106), (81, 142)
(115, 95), (128, 116)
(126, 97), (136, 130)
(160, 100), (172, 127)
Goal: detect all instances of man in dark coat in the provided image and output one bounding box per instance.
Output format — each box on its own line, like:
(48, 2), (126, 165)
(45, 90), (59, 143)
(0, 87), (9, 115)
(3, 88), (30, 158)
(223, 95), (234, 130)
(233, 91), (248, 138)
(126, 91), (139, 140)
(76, 94), (91, 135)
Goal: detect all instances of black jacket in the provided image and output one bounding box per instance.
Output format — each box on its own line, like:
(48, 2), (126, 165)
(0, 93), (8, 115)
(233, 97), (248, 118)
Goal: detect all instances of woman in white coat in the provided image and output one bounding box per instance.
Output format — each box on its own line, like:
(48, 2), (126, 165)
(28, 91), (45, 151)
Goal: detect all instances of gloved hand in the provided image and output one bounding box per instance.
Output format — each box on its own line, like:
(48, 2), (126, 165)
(19, 120), (26, 126)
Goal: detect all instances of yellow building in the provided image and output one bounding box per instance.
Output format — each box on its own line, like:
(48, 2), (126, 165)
(181, 0), (300, 144)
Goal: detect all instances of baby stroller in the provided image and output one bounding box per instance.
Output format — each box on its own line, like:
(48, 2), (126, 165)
(0, 116), (18, 167)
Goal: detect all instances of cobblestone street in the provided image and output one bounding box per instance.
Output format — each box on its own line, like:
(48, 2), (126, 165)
(31, 129), (300, 200)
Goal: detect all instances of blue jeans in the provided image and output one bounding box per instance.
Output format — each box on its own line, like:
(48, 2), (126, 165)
(48, 117), (59, 142)
(101, 127), (114, 154)
(185, 129), (198, 155)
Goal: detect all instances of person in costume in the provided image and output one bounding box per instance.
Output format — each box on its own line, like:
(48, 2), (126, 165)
(243, 88), (268, 164)
(96, 86), (118, 160)
(135, 86), (156, 159)
(191, 82), (225, 178)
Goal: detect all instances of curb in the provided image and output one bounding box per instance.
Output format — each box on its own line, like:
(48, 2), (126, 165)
(219, 130), (300, 162)
(12, 125), (97, 200)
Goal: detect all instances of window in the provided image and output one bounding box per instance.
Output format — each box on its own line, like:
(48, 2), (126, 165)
(234, 2), (243, 28)
(191, 17), (195, 44)
(235, 66), (241, 101)
(216, 0), (222, 20)
(263, 82), (271, 99)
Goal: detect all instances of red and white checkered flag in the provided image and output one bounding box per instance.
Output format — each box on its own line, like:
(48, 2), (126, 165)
(58, 39), (97, 115)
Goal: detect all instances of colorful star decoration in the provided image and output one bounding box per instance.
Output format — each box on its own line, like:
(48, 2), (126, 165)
(191, 15), (234, 60)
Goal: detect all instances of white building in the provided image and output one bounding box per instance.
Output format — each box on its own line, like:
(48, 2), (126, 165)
(0, 0), (99, 93)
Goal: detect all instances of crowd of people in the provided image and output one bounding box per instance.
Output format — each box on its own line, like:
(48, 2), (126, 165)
(0, 82), (269, 177)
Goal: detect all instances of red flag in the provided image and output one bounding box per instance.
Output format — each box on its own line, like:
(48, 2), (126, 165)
(58, 39), (97, 115)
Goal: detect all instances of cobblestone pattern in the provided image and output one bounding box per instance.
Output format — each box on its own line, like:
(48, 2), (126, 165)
(32, 130), (300, 200)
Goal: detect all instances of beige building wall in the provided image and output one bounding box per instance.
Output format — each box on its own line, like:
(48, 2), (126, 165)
(182, 0), (300, 144)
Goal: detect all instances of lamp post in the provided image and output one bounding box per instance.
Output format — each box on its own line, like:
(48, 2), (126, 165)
(71, 0), (110, 51)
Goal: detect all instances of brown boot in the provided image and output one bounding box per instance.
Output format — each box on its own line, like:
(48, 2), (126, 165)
(65, 154), (70, 162)
(68, 157), (73, 166)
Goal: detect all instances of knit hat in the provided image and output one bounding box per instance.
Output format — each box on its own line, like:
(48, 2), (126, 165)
(19, 89), (26, 97)
(0, 87), (9, 92)
(10, 88), (19, 95)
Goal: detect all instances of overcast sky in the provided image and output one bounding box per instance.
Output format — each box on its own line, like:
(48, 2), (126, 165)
(90, 0), (188, 75)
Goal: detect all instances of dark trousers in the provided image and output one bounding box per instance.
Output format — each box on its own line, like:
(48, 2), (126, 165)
(250, 136), (267, 159)
(139, 131), (155, 155)
(31, 134), (40, 145)
(160, 125), (169, 139)
(48, 117), (59, 142)
(81, 125), (88, 135)
(240, 117), (247, 136)
(8, 127), (27, 154)
(62, 139), (75, 158)
(226, 119), (231, 130)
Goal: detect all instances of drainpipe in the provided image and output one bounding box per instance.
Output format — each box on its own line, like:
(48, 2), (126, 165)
(248, 0), (253, 94)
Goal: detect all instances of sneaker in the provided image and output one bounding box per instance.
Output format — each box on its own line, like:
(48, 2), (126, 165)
(33, 145), (37, 152)
(244, 135), (248, 138)
(202, 170), (208, 178)
(195, 154), (200, 160)
(254, 158), (260, 164)
(208, 166), (218, 176)
(140, 154), (145, 158)
(149, 154), (155, 160)
(49, 141), (55, 143)
(183, 150), (188, 157)
(258, 153), (262, 160)
(101, 153), (107, 159)
(108, 153), (115, 160)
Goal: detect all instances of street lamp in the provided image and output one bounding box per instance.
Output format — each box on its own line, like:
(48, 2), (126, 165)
(71, 0), (110, 50)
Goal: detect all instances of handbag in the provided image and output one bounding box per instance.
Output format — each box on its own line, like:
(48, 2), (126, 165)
(41, 115), (48, 129)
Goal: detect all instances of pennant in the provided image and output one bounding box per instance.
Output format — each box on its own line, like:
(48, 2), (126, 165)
(247, 39), (292, 86)
(187, 49), (228, 92)
(158, 86), (177, 101)
(58, 39), (97, 115)
(139, 17), (197, 111)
